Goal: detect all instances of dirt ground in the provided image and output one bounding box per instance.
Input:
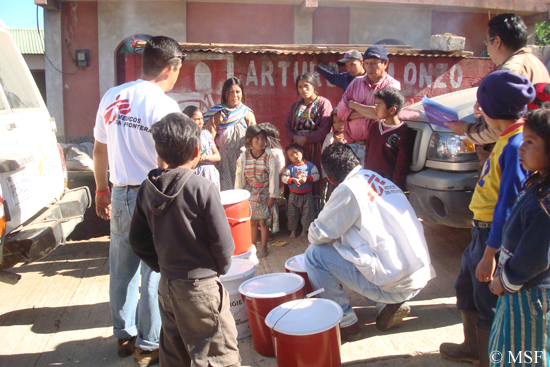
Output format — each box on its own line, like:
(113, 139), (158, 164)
(0, 173), (473, 366)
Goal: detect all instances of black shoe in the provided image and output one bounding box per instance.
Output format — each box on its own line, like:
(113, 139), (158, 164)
(340, 321), (362, 342)
(376, 302), (410, 331)
(117, 336), (136, 357)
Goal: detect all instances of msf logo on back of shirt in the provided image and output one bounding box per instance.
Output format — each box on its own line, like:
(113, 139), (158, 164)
(104, 94), (131, 125)
(364, 173), (385, 202)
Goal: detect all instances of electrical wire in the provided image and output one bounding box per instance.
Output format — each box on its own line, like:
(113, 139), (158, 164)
(36, 5), (81, 75)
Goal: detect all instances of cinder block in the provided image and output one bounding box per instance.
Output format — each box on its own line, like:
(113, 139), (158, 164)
(430, 34), (466, 52)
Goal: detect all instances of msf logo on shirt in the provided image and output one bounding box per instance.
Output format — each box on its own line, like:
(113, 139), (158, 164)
(364, 173), (385, 202)
(104, 94), (131, 125)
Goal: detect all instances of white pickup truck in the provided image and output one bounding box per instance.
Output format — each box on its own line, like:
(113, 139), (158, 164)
(403, 88), (479, 228)
(0, 21), (90, 284)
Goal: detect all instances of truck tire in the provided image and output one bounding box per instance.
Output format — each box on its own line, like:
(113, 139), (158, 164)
(0, 252), (24, 271)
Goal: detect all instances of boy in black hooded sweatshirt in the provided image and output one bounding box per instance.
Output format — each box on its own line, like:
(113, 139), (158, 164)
(129, 112), (241, 367)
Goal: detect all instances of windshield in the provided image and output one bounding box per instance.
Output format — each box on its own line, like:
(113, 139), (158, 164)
(0, 31), (41, 110)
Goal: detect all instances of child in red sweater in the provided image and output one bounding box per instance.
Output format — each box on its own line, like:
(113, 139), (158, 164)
(363, 87), (414, 191)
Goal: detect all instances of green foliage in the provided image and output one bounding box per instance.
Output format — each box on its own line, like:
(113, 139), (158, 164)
(536, 21), (550, 46)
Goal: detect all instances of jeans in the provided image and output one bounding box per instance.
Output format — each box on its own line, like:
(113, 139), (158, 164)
(348, 143), (366, 167)
(455, 226), (498, 330)
(110, 186), (161, 351)
(305, 244), (418, 327)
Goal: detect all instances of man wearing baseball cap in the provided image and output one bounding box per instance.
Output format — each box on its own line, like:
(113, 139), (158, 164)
(337, 45), (401, 165)
(315, 49), (366, 91)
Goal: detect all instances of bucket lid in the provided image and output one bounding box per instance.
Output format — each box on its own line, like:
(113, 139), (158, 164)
(265, 298), (343, 336)
(238, 273), (304, 299)
(220, 189), (250, 206)
(219, 259), (256, 283)
(285, 254), (306, 273)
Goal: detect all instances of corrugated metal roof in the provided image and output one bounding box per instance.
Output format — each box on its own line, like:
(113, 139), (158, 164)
(9, 28), (44, 55)
(134, 41), (474, 58)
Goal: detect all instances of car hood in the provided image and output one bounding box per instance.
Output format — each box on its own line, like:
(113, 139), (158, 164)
(399, 87), (478, 130)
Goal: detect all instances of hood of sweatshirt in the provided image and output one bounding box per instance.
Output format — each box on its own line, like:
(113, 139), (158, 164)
(144, 167), (194, 215)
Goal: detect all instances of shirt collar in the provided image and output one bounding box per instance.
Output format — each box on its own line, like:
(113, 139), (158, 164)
(344, 165), (362, 181)
(498, 47), (531, 68)
(363, 73), (388, 87)
(500, 120), (524, 137)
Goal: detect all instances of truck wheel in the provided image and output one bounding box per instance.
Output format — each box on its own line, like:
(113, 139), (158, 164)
(0, 253), (24, 271)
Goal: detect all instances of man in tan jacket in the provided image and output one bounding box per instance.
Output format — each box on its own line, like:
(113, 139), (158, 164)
(445, 13), (550, 174)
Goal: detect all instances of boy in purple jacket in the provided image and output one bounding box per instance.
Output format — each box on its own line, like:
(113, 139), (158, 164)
(363, 87), (414, 191)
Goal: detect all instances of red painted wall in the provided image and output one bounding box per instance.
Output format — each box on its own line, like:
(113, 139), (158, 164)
(165, 52), (494, 147)
(61, 1), (100, 139)
(432, 11), (489, 56)
(313, 7), (350, 44)
(118, 52), (494, 147)
(186, 2), (294, 44)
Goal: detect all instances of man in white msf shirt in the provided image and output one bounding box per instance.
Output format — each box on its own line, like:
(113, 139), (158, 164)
(305, 142), (436, 342)
(93, 36), (183, 367)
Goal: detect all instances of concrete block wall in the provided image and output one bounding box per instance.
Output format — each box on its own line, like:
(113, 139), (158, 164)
(350, 6), (432, 49)
(97, 1), (187, 96)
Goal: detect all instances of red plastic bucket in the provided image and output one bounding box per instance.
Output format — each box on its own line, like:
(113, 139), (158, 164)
(238, 273), (305, 356)
(285, 254), (314, 294)
(265, 298), (343, 367)
(220, 189), (252, 255)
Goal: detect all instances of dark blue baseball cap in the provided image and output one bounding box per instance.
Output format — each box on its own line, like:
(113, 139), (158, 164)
(363, 45), (389, 62)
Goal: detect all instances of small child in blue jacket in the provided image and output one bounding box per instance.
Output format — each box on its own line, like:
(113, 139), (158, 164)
(282, 143), (320, 238)
(488, 106), (550, 365)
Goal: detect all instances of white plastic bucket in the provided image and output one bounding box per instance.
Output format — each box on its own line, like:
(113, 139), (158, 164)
(284, 254), (313, 294)
(219, 259), (256, 339)
(232, 244), (259, 265)
(265, 298), (343, 367)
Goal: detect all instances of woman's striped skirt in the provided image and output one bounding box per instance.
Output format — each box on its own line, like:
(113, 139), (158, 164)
(489, 288), (550, 366)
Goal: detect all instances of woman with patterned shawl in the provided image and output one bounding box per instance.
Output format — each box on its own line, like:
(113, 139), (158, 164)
(285, 72), (333, 196)
(204, 77), (256, 191)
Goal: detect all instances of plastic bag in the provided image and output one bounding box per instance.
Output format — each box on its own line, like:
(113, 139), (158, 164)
(421, 96), (459, 128)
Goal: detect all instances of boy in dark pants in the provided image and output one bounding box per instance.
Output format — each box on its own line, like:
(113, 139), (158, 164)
(129, 112), (241, 367)
(439, 71), (535, 367)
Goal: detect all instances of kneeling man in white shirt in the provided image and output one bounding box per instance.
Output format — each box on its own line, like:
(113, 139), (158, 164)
(305, 142), (436, 342)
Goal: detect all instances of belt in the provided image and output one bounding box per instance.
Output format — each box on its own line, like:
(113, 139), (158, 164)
(186, 269), (217, 280)
(182, 274), (217, 281)
(167, 273), (217, 281)
(113, 184), (141, 188)
(472, 220), (491, 229)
